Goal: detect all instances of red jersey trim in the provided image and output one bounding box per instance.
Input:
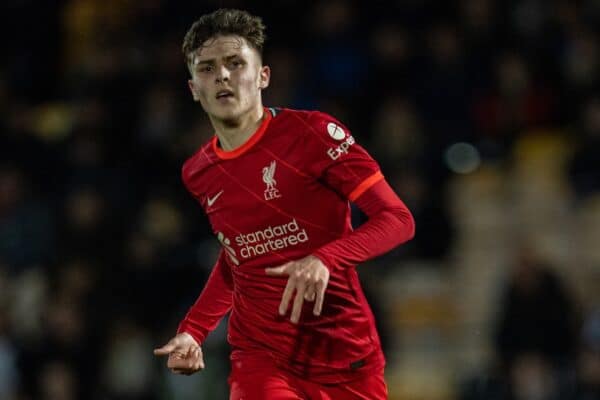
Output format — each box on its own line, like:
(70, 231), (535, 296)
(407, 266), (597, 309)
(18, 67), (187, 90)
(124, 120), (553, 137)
(212, 108), (273, 160)
(348, 171), (384, 201)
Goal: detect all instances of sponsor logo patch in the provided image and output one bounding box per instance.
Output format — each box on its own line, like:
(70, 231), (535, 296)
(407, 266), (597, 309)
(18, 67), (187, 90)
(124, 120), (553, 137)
(235, 219), (309, 259)
(217, 231), (239, 265)
(327, 122), (346, 140)
(216, 219), (309, 265)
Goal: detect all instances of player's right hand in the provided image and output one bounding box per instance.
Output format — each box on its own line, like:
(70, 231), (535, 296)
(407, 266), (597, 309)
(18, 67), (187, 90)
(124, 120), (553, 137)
(153, 332), (205, 375)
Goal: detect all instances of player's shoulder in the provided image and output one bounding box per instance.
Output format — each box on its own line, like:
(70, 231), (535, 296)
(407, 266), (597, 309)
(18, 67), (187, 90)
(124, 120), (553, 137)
(273, 108), (351, 141)
(274, 107), (342, 125)
(181, 139), (216, 186)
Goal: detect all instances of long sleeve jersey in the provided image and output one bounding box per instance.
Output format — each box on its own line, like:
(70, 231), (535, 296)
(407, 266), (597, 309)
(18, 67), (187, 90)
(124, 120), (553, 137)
(177, 107), (415, 383)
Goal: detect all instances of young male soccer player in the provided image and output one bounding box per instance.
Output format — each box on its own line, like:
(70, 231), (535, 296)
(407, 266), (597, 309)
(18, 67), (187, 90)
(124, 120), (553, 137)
(154, 9), (415, 399)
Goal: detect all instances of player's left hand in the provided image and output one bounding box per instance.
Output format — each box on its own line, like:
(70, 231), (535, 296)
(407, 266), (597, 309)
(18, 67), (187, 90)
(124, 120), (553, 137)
(265, 255), (330, 324)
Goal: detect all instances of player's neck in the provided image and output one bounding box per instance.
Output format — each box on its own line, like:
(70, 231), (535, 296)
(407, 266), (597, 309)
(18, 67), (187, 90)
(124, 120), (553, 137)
(211, 105), (265, 151)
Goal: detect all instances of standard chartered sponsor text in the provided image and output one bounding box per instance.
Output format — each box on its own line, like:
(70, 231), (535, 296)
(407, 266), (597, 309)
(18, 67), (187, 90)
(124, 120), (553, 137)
(235, 218), (308, 258)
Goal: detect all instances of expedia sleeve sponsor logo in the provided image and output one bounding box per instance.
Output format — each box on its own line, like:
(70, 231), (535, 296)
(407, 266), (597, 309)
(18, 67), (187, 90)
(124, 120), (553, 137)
(327, 122), (346, 140)
(233, 219), (309, 259)
(327, 135), (356, 160)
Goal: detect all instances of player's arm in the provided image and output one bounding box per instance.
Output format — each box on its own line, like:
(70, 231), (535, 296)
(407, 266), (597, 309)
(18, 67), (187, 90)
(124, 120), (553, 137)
(266, 111), (415, 323)
(176, 251), (234, 342)
(266, 179), (414, 322)
(313, 176), (415, 270)
(305, 111), (415, 266)
(154, 252), (234, 374)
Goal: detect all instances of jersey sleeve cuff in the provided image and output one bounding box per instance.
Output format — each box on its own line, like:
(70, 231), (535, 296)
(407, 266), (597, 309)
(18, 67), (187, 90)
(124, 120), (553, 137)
(348, 171), (384, 202)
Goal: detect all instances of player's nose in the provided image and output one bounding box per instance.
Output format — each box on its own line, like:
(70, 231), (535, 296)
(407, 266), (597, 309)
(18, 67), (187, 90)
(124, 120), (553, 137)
(215, 65), (230, 83)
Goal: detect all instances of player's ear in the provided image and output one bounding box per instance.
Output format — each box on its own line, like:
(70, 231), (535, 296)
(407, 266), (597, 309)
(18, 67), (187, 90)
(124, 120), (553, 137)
(188, 79), (200, 101)
(258, 65), (270, 90)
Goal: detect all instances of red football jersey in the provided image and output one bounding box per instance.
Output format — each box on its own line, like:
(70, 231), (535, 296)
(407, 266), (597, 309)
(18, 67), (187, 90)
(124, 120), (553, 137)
(179, 107), (386, 382)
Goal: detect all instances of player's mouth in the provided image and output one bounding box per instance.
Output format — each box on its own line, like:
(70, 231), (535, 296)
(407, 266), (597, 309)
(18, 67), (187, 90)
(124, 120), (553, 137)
(216, 90), (235, 101)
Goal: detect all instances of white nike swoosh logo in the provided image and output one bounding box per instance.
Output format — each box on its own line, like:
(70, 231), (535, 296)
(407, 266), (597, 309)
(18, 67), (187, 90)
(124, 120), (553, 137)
(207, 190), (224, 207)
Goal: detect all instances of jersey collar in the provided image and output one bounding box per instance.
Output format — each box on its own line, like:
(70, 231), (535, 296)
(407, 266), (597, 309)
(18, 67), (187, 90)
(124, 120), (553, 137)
(212, 108), (273, 160)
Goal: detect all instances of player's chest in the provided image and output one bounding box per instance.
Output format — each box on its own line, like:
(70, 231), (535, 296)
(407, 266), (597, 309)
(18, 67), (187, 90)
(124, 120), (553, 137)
(197, 154), (318, 229)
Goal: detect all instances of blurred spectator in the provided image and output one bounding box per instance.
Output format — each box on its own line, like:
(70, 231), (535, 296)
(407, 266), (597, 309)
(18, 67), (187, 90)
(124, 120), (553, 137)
(569, 97), (600, 198)
(59, 186), (112, 259)
(302, 0), (368, 116)
(509, 352), (560, 400)
(463, 246), (580, 400)
(137, 85), (182, 154)
(565, 309), (600, 399)
(262, 48), (304, 108)
(38, 360), (78, 400)
(418, 21), (471, 143)
(0, 165), (56, 271)
(560, 27), (598, 95)
(370, 95), (423, 170)
(102, 319), (156, 400)
(495, 245), (578, 371)
(472, 52), (557, 159)
(0, 305), (18, 400)
(386, 172), (454, 260)
(368, 23), (413, 97)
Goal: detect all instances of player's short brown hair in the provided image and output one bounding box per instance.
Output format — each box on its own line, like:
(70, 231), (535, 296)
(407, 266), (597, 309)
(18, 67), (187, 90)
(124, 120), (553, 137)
(183, 9), (266, 68)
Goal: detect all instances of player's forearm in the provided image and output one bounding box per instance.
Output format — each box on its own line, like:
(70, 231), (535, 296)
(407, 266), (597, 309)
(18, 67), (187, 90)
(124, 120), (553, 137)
(313, 180), (415, 270)
(177, 254), (234, 344)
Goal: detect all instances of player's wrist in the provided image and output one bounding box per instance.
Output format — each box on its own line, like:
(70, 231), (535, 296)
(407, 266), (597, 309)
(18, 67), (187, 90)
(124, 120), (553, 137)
(179, 332), (199, 346)
(312, 250), (339, 273)
(176, 323), (205, 346)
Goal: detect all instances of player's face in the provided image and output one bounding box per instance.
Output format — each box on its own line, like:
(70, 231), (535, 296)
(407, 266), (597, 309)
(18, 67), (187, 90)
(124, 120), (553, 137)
(188, 35), (270, 121)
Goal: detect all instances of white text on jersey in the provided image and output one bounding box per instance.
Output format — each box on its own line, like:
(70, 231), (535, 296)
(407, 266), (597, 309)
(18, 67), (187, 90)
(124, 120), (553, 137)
(234, 219), (308, 258)
(327, 135), (356, 160)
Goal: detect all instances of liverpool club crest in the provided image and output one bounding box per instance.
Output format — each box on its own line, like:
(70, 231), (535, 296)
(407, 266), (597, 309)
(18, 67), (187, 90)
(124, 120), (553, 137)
(262, 160), (281, 200)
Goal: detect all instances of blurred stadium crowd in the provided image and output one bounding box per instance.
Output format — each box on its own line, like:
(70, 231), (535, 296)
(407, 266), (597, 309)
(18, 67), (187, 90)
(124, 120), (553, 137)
(1, 0), (599, 399)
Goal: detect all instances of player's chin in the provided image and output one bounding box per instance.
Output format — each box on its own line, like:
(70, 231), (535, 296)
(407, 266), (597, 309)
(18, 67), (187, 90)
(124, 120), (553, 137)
(210, 104), (239, 120)
(210, 101), (237, 113)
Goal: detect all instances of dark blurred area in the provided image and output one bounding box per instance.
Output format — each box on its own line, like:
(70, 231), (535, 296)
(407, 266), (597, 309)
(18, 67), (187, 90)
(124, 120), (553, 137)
(1, 0), (599, 399)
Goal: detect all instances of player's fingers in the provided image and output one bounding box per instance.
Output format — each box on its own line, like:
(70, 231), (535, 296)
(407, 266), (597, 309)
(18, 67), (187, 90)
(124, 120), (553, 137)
(265, 262), (292, 276)
(290, 280), (306, 324)
(193, 357), (204, 371)
(314, 280), (326, 316)
(304, 286), (316, 302)
(168, 353), (199, 370)
(192, 347), (205, 369)
(185, 345), (198, 357)
(279, 275), (296, 315)
(167, 356), (186, 369)
(182, 349), (205, 372)
(153, 342), (176, 356)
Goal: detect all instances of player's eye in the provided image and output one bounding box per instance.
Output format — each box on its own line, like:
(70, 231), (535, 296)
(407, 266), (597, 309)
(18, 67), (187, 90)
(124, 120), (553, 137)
(230, 60), (244, 68)
(199, 65), (213, 73)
